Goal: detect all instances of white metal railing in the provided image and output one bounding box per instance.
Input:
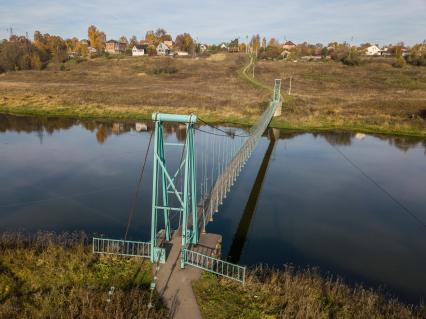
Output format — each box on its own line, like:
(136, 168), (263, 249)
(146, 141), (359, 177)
(92, 237), (151, 258)
(182, 248), (246, 283)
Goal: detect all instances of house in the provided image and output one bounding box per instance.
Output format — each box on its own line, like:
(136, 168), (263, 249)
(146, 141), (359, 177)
(282, 41), (296, 50)
(156, 42), (172, 56)
(105, 40), (126, 54)
(199, 44), (207, 53)
(80, 39), (90, 46)
(132, 44), (148, 56)
(175, 51), (189, 56)
(365, 45), (381, 56)
(140, 40), (153, 46)
(219, 43), (228, 50)
(163, 40), (173, 48)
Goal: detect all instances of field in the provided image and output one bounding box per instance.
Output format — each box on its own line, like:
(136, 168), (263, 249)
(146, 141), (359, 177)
(194, 268), (426, 319)
(0, 233), (168, 319)
(258, 57), (426, 136)
(0, 54), (425, 137)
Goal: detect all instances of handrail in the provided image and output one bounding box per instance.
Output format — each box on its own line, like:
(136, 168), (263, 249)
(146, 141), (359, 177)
(182, 248), (246, 284)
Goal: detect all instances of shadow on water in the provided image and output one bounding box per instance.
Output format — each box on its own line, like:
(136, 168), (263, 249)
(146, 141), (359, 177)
(228, 128), (279, 263)
(1, 114), (426, 303)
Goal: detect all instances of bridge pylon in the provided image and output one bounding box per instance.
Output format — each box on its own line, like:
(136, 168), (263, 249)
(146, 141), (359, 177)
(150, 113), (199, 264)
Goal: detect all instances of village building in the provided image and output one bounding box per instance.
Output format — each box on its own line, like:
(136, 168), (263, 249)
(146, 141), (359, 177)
(199, 44), (207, 53)
(365, 45), (381, 56)
(282, 41), (296, 50)
(163, 40), (173, 48)
(175, 51), (189, 56)
(105, 40), (126, 54)
(156, 42), (172, 56)
(132, 44), (148, 56)
(219, 43), (228, 50)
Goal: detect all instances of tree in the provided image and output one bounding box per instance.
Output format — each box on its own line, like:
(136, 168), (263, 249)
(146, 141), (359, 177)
(250, 34), (261, 55)
(145, 31), (156, 44)
(268, 38), (280, 48)
(175, 33), (194, 52)
(154, 28), (172, 42)
(87, 25), (105, 53)
(0, 36), (43, 71)
(129, 35), (138, 48)
(262, 37), (267, 48)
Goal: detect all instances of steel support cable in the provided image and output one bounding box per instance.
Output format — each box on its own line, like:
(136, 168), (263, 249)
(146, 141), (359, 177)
(124, 130), (154, 240)
(197, 117), (251, 137)
(330, 144), (426, 229)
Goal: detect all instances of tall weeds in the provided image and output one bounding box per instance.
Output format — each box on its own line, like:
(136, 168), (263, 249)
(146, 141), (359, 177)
(0, 232), (168, 319)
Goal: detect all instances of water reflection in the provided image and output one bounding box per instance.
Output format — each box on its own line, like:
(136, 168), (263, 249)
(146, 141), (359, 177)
(0, 114), (425, 303)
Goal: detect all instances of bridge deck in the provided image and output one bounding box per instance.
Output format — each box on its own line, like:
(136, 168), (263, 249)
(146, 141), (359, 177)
(156, 232), (221, 319)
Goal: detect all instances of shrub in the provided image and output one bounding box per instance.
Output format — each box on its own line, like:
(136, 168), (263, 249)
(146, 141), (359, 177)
(393, 56), (406, 68)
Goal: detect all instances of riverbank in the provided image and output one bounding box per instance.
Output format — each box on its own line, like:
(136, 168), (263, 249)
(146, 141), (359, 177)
(0, 233), (168, 318)
(0, 54), (425, 137)
(194, 269), (425, 319)
(1, 233), (424, 319)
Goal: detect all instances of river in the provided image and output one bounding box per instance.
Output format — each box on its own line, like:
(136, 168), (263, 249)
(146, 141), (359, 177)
(0, 114), (425, 303)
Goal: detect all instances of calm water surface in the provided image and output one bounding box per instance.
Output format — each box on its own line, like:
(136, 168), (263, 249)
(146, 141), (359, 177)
(0, 114), (425, 303)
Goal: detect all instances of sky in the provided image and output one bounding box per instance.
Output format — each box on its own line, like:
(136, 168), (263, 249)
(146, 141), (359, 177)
(0, 0), (425, 45)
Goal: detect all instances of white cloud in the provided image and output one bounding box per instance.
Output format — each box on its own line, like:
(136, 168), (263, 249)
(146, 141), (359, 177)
(0, 0), (425, 45)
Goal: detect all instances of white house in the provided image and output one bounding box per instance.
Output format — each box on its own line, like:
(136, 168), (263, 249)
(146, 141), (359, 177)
(365, 45), (381, 56)
(156, 42), (172, 56)
(132, 45), (147, 56)
(175, 51), (189, 56)
(220, 43), (228, 50)
(199, 44), (207, 53)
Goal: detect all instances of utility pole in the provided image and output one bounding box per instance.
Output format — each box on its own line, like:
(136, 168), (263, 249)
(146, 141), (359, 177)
(7, 27), (13, 38)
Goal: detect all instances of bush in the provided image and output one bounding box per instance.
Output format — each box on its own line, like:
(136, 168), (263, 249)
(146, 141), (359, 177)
(406, 54), (426, 66)
(150, 59), (178, 75)
(393, 56), (406, 68)
(331, 46), (360, 66)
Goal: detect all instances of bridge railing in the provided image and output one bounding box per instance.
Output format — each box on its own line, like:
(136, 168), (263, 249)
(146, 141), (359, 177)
(93, 237), (151, 258)
(182, 248), (246, 284)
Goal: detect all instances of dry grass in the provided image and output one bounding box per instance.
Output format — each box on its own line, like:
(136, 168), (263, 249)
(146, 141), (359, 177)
(0, 232), (168, 319)
(256, 58), (426, 136)
(0, 54), (266, 123)
(194, 266), (425, 319)
(0, 54), (425, 136)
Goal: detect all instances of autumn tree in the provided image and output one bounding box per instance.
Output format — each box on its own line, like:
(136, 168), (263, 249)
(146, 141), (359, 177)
(145, 31), (156, 44)
(268, 38), (280, 48)
(154, 28), (172, 42)
(175, 33), (194, 52)
(88, 25), (106, 53)
(250, 34), (261, 54)
(129, 35), (138, 48)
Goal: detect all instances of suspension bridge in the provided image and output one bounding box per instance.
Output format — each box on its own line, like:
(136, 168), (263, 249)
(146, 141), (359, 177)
(92, 78), (282, 317)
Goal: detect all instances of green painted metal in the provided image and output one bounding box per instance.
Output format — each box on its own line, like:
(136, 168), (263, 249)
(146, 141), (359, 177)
(273, 79), (281, 102)
(150, 113), (198, 264)
(93, 237), (151, 258)
(182, 248), (246, 284)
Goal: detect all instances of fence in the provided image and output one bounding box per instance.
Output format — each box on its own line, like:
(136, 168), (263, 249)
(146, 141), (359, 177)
(92, 237), (151, 258)
(182, 248), (246, 283)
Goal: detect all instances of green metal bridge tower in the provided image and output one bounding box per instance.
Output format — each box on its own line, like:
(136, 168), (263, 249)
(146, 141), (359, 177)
(150, 113), (199, 263)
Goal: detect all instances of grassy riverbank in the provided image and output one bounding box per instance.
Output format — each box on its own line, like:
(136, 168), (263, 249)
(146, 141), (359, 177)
(194, 268), (425, 319)
(0, 54), (425, 137)
(0, 233), (168, 319)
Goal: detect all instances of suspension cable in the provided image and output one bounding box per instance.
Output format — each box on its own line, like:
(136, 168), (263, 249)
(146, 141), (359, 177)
(124, 129), (154, 240)
(197, 117), (250, 137)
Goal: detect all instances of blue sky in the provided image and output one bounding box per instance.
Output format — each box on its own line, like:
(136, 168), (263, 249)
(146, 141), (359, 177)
(1, 0), (425, 45)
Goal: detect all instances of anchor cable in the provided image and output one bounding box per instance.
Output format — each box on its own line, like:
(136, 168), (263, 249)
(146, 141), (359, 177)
(124, 129), (154, 240)
(331, 144), (426, 229)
